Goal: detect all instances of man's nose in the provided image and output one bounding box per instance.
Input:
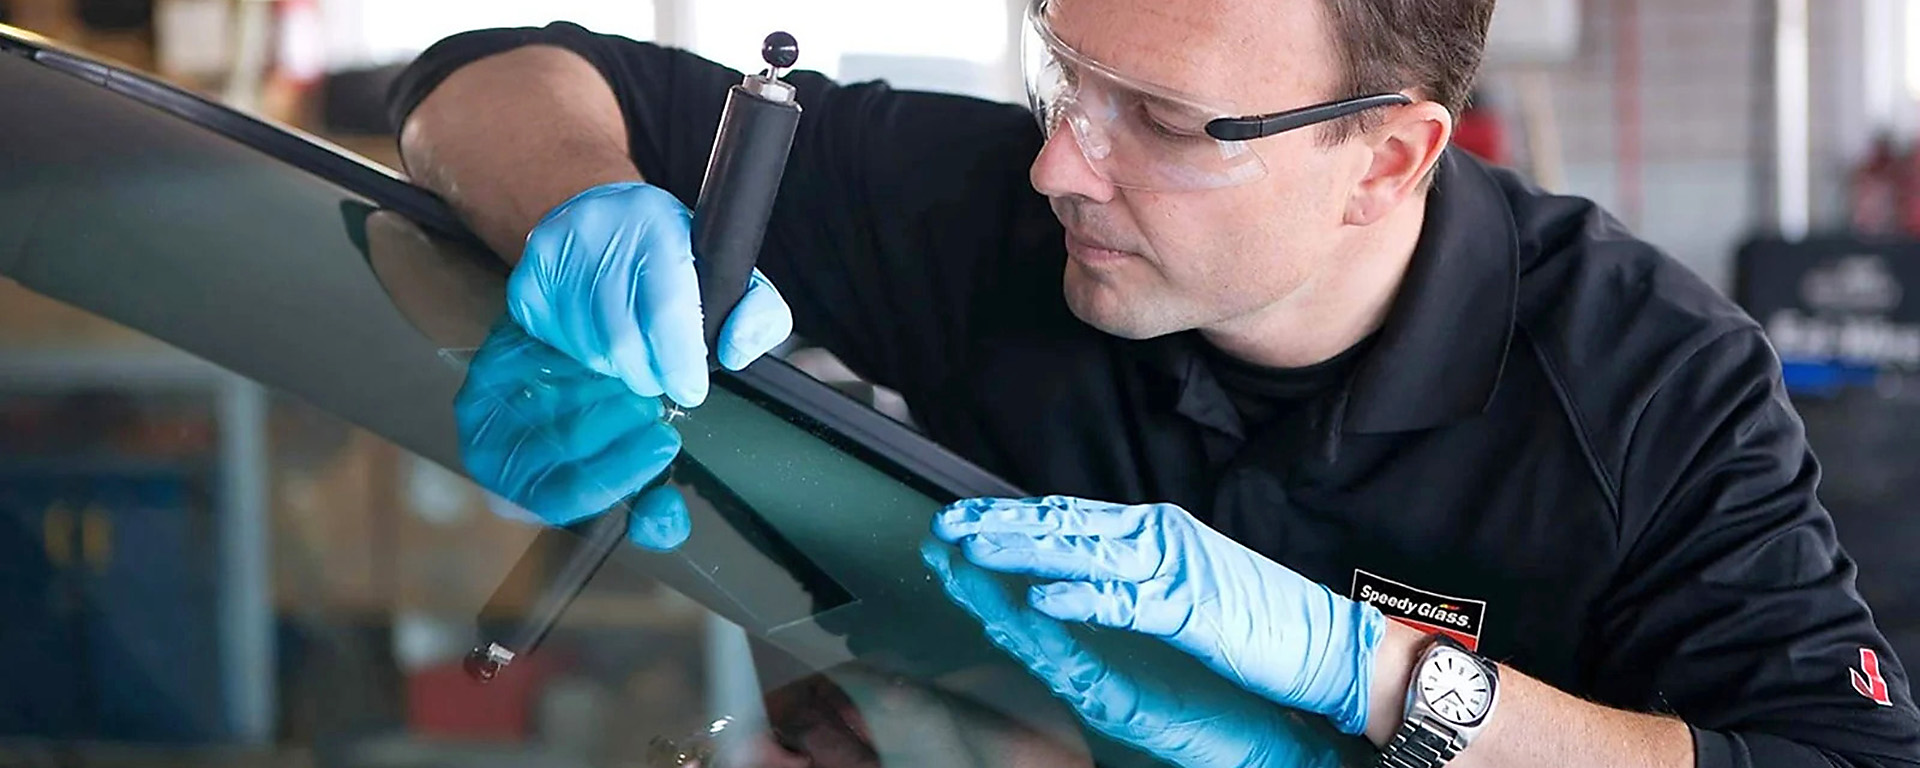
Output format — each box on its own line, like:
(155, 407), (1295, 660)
(1030, 126), (1117, 203)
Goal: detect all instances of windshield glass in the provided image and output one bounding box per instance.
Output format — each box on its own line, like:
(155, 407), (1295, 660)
(0, 40), (1369, 767)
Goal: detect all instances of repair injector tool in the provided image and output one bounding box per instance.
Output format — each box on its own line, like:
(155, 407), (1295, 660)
(466, 31), (805, 684)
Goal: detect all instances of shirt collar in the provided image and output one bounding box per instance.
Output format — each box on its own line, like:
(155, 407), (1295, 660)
(1132, 331), (1246, 439)
(1128, 148), (1520, 435)
(1343, 149), (1519, 433)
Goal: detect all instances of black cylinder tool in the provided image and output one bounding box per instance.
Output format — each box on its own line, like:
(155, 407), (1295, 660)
(695, 30), (802, 350)
(466, 32), (804, 684)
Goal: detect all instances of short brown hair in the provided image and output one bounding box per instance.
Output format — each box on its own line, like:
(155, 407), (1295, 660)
(1317, 0), (1497, 144)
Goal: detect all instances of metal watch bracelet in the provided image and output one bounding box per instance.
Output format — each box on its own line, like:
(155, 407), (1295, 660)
(1377, 719), (1463, 768)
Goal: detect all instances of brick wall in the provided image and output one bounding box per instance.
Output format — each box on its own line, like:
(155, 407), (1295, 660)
(1483, 0), (1900, 294)
(1484, 0), (1765, 292)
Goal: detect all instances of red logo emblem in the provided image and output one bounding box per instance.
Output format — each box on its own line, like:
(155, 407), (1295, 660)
(1850, 648), (1895, 707)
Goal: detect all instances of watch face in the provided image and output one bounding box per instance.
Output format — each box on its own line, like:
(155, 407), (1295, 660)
(1418, 648), (1493, 725)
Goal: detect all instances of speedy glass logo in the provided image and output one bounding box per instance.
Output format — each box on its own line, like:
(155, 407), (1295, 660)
(1355, 585), (1474, 628)
(1350, 570), (1487, 651)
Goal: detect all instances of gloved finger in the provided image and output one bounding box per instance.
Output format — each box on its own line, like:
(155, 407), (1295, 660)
(506, 262), (625, 389)
(1027, 581), (1189, 638)
(924, 543), (1323, 768)
(628, 483), (692, 552)
(919, 539), (1087, 684)
(461, 371), (628, 439)
(514, 420), (683, 524)
(472, 340), (663, 459)
(455, 362), (661, 474)
(456, 391), (576, 494)
(933, 496), (1150, 541)
(957, 532), (1158, 582)
(926, 546), (1232, 757)
(538, 363), (640, 404)
(596, 319), (669, 400)
(512, 183), (657, 385)
(629, 199), (710, 408)
(553, 395), (672, 457)
(716, 269), (795, 372)
(1008, 613), (1323, 768)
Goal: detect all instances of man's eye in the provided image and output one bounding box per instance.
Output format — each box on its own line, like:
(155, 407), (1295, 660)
(1137, 105), (1205, 142)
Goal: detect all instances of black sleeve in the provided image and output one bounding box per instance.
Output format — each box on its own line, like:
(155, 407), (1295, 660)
(387, 22), (1059, 407)
(1595, 327), (1920, 767)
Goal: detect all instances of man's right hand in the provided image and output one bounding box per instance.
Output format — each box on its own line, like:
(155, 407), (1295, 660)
(509, 181), (795, 408)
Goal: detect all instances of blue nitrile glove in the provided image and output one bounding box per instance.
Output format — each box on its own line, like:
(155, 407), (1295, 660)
(510, 181), (795, 408)
(455, 320), (692, 551)
(920, 539), (1352, 768)
(932, 496), (1387, 736)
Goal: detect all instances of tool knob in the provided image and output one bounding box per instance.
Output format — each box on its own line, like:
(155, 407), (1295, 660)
(463, 646), (501, 683)
(762, 31), (799, 70)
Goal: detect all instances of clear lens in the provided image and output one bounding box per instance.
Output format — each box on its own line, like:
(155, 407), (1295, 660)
(1021, 0), (1266, 191)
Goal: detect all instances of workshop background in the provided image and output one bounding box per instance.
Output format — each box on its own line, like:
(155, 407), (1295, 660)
(3, 0), (1920, 765)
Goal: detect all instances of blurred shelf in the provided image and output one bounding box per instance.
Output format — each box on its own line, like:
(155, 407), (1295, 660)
(0, 346), (231, 388)
(0, 453), (215, 475)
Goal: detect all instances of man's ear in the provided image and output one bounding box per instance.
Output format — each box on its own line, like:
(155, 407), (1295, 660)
(1343, 102), (1453, 226)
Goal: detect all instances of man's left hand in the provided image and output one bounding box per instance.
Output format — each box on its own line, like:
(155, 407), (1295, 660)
(920, 539), (1353, 768)
(931, 495), (1386, 735)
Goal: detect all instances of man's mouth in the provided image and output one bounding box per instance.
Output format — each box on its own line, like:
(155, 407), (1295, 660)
(1064, 230), (1136, 266)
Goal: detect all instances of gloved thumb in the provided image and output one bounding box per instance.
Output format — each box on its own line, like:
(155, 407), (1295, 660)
(628, 484), (692, 552)
(716, 269), (795, 372)
(1028, 581), (1154, 633)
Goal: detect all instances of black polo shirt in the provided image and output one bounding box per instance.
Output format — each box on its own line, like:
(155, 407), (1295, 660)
(391, 22), (1920, 767)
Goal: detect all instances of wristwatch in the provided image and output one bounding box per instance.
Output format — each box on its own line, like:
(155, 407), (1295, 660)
(1377, 634), (1501, 768)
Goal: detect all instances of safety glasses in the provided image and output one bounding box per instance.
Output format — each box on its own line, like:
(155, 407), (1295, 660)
(1022, 0), (1413, 192)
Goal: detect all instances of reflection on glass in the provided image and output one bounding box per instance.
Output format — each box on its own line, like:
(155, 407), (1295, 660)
(0, 153), (1376, 767)
(385, 200), (1373, 766)
(646, 715), (734, 767)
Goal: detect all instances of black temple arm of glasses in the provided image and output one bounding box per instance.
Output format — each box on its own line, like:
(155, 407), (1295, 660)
(1205, 93), (1413, 142)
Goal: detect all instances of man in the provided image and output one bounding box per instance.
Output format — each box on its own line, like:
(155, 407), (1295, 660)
(394, 0), (1920, 765)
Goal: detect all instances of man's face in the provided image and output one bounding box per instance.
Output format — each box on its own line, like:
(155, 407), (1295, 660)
(1032, 0), (1373, 340)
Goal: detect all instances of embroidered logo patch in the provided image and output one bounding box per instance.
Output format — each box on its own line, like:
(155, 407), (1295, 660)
(1852, 648), (1895, 707)
(1350, 569), (1487, 651)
